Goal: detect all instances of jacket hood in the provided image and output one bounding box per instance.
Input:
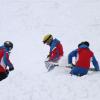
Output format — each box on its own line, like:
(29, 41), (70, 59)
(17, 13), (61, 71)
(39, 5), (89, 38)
(78, 44), (89, 49)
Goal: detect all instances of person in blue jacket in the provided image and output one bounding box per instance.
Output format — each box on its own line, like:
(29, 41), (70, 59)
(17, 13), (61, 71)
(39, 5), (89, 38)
(43, 34), (63, 62)
(0, 41), (14, 81)
(68, 41), (99, 76)
(43, 34), (64, 71)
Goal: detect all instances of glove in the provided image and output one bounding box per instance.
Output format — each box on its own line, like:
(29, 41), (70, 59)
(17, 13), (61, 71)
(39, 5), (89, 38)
(9, 67), (14, 71)
(47, 52), (50, 58)
(5, 69), (9, 74)
(68, 63), (75, 69)
(47, 54), (50, 58)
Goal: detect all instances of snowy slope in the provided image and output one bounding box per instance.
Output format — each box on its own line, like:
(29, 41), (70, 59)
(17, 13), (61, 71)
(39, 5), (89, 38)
(0, 0), (100, 100)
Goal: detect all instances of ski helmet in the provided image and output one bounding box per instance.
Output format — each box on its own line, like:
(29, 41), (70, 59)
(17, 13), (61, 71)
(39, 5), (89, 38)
(4, 41), (13, 50)
(83, 41), (89, 47)
(43, 34), (53, 44)
(78, 41), (89, 47)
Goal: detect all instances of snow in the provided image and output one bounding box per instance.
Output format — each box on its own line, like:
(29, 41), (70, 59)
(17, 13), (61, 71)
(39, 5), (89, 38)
(0, 0), (100, 100)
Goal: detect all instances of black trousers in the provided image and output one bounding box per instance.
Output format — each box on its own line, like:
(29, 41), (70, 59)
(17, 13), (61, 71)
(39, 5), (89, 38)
(0, 70), (9, 81)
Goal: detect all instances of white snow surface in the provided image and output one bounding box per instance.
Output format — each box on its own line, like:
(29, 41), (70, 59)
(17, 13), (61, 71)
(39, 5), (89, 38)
(0, 0), (100, 100)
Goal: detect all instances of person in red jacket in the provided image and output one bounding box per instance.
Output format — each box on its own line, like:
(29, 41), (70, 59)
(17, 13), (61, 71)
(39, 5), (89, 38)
(43, 34), (63, 62)
(68, 41), (99, 76)
(43, 34), (64, 71)
(0, 41), (14, 81)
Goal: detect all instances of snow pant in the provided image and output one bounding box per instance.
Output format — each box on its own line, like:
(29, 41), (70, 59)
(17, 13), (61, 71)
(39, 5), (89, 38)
(70, 66), (88, 76)
(0, 70), (9, 81)
(0, 65), (9, 81)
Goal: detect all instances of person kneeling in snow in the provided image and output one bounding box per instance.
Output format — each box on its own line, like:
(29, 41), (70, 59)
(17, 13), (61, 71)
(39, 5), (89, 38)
(0, 41), (14, 81)
(43, 34), (63, 62)
(68, 41), (99, 76)
(43, 34), (63, 71)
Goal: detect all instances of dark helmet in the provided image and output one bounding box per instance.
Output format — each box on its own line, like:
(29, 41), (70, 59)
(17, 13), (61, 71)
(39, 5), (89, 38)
(4, 41), (13, 50)
(83, 41), (89, 47)
(78, 41), (89, 47)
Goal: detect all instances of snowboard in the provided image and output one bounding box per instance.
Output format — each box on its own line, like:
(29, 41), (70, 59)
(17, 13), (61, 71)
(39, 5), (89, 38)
(45, 61), (58, 72)
(45, 61), (96, 72)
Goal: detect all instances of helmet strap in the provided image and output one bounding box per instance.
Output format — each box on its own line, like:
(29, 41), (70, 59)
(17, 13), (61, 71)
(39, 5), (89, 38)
(43, 35), (52, 44)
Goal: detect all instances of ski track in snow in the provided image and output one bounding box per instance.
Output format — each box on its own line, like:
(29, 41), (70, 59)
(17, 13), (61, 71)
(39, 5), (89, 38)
(0, 0), (100, 100)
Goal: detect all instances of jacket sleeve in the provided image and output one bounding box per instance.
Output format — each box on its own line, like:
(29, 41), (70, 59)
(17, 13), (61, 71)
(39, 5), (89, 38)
(49, 43), (63, 61)
(4, 51), (14, 71)
(50, 47), (59, 61)
(92, 56), (99, 71)
(68, 49), (78, 64)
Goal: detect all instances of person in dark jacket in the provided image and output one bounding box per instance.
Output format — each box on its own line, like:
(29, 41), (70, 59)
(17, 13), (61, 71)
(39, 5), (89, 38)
(0, 41), (14, 81)
(68, 41), (99, 76)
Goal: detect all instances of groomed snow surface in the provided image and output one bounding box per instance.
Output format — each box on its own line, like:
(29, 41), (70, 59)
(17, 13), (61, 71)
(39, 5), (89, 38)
(0, 0), (100, 100)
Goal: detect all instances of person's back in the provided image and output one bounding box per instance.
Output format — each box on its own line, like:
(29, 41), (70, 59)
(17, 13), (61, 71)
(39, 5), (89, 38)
(68, 41), (99, 76)
(76, 48), (93, 69)
(56, 42), (63, 57)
